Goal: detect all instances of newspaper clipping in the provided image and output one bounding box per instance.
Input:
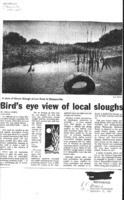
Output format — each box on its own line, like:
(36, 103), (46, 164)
(0, 0), (123, 200)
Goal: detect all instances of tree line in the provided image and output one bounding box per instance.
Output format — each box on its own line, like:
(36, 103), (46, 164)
(3, 32), (41, 45)
(3, 29), (122, 46)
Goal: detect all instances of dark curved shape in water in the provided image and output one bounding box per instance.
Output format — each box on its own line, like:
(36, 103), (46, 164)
(64, 72), (95, 94)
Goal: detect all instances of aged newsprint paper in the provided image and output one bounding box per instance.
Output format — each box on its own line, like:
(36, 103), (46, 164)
(0, 0), (123, 200)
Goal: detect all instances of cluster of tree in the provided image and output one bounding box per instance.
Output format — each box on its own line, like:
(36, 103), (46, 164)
(26, 39), (41, 45)
(3, 32), (27, 45)
(75, 41), (99, 48)
(3, 32), (41, 45)
(42, 42), (58, 46)
(75, 29), (122, 47)
(3, 28), (122, 47)
(99, 29), (122, 46)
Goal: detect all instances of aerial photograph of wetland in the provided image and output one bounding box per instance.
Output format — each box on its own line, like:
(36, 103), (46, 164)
(2, 21), (122, 95)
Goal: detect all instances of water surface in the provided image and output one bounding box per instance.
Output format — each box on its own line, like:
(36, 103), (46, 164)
(2, 55), (122, 95)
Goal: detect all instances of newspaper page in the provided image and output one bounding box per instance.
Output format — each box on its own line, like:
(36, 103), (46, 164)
(0, 0), (123, 200)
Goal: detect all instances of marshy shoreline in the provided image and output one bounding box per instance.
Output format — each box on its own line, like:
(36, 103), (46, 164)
(3, 42), (122, 69)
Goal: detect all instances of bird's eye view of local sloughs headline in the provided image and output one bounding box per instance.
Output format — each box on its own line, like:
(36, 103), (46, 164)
(2, 21), (123, 95)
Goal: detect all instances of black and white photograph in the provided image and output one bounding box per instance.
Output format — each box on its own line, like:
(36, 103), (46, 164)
(2, 21), (122, 95)
(45, 124), (59, 154)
